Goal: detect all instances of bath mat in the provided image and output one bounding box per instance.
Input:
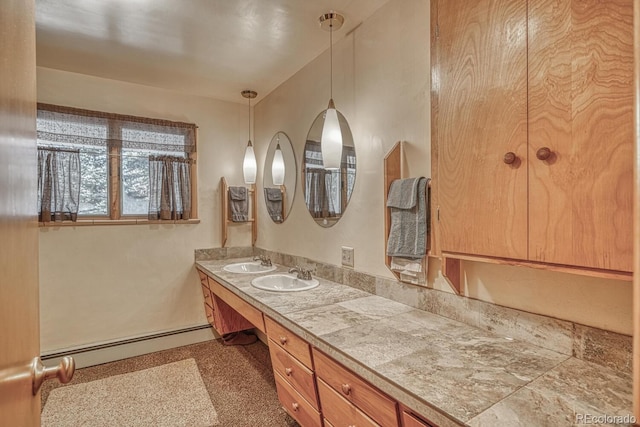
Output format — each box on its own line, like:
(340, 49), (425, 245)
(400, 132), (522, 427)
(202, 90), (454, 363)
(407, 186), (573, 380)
(41, 358), (219, 427)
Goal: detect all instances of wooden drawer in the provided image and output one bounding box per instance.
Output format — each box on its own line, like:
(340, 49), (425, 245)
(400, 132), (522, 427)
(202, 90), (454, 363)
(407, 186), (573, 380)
(265, 317), (312, 368)
(317, 379), (379, 427)
(207, 277), (265, 333)
(204, 302), (215, 327)
(274, 372), (322, 427)
(269, 340), (318, 409)
(201, 284), (213, 307)
(402, 411), (436, 427)
(196, 268), (209, 287)
(313, 349), (398, 427)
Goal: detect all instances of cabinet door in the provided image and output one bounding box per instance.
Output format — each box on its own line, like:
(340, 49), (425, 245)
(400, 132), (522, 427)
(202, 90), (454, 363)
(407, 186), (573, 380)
(435, 0), (528, 259)
(528, 0), (633, 271)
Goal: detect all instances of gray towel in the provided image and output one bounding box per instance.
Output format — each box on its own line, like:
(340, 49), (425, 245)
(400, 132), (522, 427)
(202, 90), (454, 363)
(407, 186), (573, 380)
(386, 177), (429, 259)
(264, 188), (283, 223)
(229, 186), (248, 222)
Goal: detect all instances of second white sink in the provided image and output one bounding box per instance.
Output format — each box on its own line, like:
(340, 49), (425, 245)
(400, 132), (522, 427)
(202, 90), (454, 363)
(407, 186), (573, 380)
(223, 262), (277, 274)
(251, 274), (319, 292)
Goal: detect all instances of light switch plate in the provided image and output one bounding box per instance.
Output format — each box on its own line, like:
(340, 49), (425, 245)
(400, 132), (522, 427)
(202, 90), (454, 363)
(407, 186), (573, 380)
(341, 246), (354, 268)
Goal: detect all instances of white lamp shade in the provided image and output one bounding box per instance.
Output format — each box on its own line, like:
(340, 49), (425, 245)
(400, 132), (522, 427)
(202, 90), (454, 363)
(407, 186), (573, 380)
(271, 146), (285, 186)
(243, 142), (257, 184)
(321, 107), (343, 170)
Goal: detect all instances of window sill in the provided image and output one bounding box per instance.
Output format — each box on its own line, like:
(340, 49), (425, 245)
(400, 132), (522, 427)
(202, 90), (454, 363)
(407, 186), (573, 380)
(39, 219), (200, 227)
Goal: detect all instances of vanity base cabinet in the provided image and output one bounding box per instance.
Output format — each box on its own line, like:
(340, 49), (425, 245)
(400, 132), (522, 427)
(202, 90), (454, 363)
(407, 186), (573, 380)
(401, 410), (436, 427)
(317, 379), (379, 427)
(274, 372), (322, 427)
(196, 268), (263, 335)
(313, 349), (399, 427)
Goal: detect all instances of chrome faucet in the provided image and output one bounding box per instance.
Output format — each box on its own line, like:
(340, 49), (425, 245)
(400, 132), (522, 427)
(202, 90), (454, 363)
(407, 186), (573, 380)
(289, 266), (312, 280)
(253, 255), (272, 267)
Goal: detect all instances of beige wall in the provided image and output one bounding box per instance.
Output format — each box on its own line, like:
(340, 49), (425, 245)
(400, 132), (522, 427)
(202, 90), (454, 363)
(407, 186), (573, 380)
(254, 0), (632, 335)
(37, 67), (253, 352)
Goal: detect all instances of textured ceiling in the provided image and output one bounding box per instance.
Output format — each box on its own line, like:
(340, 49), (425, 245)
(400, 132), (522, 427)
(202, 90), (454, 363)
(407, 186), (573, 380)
(35, 0), (390, 103)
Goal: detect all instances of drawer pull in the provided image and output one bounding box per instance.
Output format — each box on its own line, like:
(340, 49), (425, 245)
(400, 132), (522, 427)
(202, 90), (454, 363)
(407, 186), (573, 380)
(279, 336), (288, 345)
(291, 402), (299, 411)
(284, 367), (293, 376)
(341, 383), (352, 395)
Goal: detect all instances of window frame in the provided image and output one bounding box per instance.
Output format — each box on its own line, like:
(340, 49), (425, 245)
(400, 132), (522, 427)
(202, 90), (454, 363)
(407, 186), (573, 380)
(36, 103), (199, 224)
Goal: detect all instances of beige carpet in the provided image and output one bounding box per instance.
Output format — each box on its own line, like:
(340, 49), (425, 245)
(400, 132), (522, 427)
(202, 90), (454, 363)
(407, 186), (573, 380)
(41, 358), (219, 427)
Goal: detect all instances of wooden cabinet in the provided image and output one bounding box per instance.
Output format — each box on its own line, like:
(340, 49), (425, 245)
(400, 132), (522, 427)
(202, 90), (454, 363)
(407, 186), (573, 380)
(433, 0), (633, 274)
(313, 349), (399, 427)
(401, 410), (435, 427)
(317, 379), (380, 427)
(196, 268), (264, 335)
(266, 317), (320, 427)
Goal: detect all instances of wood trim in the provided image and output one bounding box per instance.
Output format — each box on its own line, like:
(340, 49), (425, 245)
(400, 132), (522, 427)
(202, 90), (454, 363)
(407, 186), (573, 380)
(39, 219), (200, 227)
(384, 141), (403, 271)
(221, 177), (228, 247)
(442, 252), (632, 282)
(441, 257), (461, 294)
(634, 0), (640, 419)
(430, 0), (440, 258)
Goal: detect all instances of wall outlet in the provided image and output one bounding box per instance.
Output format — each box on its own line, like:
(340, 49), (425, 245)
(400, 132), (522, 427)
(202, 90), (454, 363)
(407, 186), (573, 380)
(341, 246), (354, 268)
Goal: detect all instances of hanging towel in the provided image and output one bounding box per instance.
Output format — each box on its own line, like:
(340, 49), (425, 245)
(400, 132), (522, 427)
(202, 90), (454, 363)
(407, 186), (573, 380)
(264, 188), (284, 223)
(386, 177), (430, 259)
(229, 186), (248, 222)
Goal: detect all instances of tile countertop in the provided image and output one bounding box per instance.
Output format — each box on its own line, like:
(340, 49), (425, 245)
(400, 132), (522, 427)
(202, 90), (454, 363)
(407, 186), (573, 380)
(196, 259), (634, 427)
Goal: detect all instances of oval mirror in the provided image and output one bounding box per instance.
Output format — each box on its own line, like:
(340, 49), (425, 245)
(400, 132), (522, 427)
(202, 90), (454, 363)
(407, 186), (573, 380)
(263, 131), (297, 223)
(302, 110), (356, 227)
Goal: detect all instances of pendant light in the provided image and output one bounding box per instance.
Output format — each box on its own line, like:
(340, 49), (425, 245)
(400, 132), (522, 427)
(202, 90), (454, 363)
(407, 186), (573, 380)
(271, 134), (285, 186)
(319, 11), (345, 171)
(241, 90), (257, 184)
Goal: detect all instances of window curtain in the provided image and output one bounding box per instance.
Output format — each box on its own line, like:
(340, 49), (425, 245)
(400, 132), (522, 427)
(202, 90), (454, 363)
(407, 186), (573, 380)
(148, 156), (193, 220)
(305, 169), (326, 218)
(37, 147), (81, 222)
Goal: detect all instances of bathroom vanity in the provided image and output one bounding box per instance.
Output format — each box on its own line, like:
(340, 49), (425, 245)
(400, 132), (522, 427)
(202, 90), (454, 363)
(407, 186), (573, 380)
(195, 258), (632, 427)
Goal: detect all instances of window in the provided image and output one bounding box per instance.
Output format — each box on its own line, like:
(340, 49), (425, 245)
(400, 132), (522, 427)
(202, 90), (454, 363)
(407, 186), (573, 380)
(36, 104), (197, 222)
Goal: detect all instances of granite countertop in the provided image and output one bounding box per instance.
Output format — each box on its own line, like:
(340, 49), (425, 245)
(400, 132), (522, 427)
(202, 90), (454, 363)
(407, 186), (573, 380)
(196, 258), (634, 427)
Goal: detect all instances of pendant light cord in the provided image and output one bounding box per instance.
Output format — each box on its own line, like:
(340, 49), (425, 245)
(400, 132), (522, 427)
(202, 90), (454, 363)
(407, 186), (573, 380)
(330, 20), (333, 100)
(248, 95), (251, 142)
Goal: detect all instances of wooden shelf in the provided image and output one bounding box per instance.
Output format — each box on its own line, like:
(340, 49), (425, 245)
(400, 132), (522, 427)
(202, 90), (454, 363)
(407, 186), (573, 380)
(220, 177), (257, 247)
(383, 141), (434, 288)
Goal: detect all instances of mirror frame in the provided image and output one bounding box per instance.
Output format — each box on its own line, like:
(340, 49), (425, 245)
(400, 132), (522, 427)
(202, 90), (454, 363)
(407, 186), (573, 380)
(301, 109), (357, 227)
(262, 131), (297, 224)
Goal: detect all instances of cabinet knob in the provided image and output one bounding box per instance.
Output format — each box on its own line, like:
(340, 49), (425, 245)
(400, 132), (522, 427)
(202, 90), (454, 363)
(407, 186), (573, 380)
(503, 152), (517, 164)
(341, 383), (352, 395)
(285, 367), (292, 376)
(291, 402), (299, 411)
(536, 147), (552, 161)
(279, 336), (288, 345)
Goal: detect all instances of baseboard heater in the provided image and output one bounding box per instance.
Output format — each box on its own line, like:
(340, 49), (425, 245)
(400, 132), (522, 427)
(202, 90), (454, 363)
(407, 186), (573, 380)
(41, 324), (215, 369)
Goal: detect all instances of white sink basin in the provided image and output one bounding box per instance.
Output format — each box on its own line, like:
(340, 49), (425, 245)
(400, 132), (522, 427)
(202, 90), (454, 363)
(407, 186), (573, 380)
(251, 274), (319, 292)
(223, 261), (277, 274)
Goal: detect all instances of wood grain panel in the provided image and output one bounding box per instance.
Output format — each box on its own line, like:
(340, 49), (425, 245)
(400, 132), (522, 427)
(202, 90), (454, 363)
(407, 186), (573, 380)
(0, 0), (39, 425)
(201, 284), (213, 307)
(401, 410), (435, 427)
(633, 0), (640, 418)
(274, 372), (322, 427)
(435, 0), (528, 259)
(268, 340), (318, 408)
(207, 276), (265, 333)
(317, 379), (380, 427)
(313, 349), (398, 427)
(204, 303), (215, 327)
(265, 317), (313, 368)
(528, 0), (633, 271)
